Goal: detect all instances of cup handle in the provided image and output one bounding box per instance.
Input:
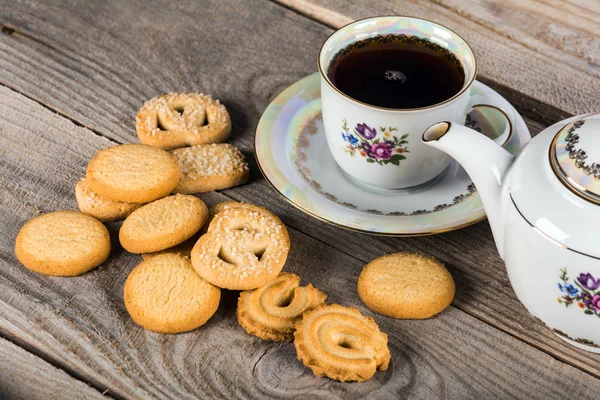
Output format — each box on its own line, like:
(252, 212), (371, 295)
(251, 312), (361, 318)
(467, 93), (515, 147)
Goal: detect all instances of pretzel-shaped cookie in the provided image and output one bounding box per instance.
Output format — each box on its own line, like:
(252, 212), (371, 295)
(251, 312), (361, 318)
(191, 204), (290, 290)
(136, 93), (231, 150)
(294, 304), (390, 382)
(237, 272), (327, 341)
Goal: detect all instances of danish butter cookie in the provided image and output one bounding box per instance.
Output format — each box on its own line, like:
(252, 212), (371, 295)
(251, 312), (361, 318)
(75, 179), (142, 222)
(141, 233), (200, 261)
(86, 144), (180, 203)
(358, 253), (455, 319)
(172, 143), (249, 194)
(294, 304), (390, 382)
(124, 254), (220, 333)
(15, 211), (110, 276)
(237, 272), (327, 341)
(120, 194), (208, 253)
(136, 93), (231, 150)
(191, 203), (290, 290)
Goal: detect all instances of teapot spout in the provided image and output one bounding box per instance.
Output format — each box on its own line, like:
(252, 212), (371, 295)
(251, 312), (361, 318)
(422, 122), (514, 260)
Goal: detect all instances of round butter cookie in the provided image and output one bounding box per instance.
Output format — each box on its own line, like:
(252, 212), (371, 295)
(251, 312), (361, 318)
(294, 304), (390, 382)
(86, 144), (180, 203)
(172, 143), (249, 194)
(191, 203), (290, 290)
(136, 93), (231, 150)
(237, 272), (327, 341)
(358, 253), (455, 319)
(75, 179), (142, 222)
(15, 211), (110, 276)
(120, 194), (208, 253)
(124, 254), (220, 333)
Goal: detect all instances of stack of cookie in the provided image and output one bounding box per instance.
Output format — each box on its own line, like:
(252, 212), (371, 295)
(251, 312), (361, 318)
(77, 92), (250, 223)
(16, 92), (250, 277)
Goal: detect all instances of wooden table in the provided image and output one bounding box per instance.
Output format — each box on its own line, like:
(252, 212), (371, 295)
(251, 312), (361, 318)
(1, 0), (599, 398)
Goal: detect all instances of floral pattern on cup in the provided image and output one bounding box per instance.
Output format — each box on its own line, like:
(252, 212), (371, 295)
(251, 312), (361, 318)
(557, 267), (600, 318)
(341, 119), (409, 166)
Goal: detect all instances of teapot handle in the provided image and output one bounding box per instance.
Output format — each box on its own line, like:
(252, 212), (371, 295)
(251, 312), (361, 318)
(467, 93), (515, 147)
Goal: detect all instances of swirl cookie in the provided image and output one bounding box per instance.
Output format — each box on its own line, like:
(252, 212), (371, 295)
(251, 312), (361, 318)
(191, 203), (290, 290)
(15, 211), (110, 276)
(358, 253), (455, 319)
(172, 143), (249, 194)
(124, 254), (220, 333)
(86, 144), (180, 203)
(136, 93), (231, 150)
(75, 179), (142, 222)
(120, 194), (208, 253)
(237, 272), (327, 341)
(294, 304), (390, 382)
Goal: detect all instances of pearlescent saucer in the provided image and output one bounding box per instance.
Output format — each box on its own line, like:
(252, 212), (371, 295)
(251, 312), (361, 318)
(255, 73), (530, 236)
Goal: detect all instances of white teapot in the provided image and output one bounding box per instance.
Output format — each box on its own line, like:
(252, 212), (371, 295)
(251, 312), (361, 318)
(423, 113), (600, 353)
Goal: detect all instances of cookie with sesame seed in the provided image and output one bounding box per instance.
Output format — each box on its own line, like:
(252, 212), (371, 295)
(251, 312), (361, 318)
(15, 210), (111, 276)
(124, 253), (221, 333)
(172, 143), (249, 194)
(136, 93), (231, 150)
(357, 253), (455, 319)
(86, 144), (181, 204)
(75, 179), (142, 222)
(191, 203), (290, 290)
(120, 194), (208, 253)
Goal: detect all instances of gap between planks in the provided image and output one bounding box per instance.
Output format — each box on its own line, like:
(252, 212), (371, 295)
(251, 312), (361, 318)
(0, 331), (116, 399)
(0, 80), (123, 145)
(0, 334), (112, 400)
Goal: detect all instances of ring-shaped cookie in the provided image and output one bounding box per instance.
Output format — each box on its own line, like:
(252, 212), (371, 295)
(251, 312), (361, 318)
(191, 204), (290, 290)
(237, 272), (327, 341)
(294, 304), (390, 382)
(136, 93), (231, 150)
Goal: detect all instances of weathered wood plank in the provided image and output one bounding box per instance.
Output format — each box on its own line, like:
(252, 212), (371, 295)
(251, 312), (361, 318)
(274, 0), (600, 120)
(2, 85), (600, 398)
(0, 0), (324, 144)
(0, 337), (108, 400)
(0, 0), (599, 380)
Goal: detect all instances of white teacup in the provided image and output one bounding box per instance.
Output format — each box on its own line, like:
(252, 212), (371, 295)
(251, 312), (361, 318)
(318, 16), (512, 189)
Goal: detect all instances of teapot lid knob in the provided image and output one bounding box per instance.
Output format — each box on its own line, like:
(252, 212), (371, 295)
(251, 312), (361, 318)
(550, 116), (600, 204)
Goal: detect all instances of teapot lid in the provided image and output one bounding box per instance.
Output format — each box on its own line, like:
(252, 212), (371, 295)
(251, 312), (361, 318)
(508, 113), (600, 258)
(550, 118), (600, 205)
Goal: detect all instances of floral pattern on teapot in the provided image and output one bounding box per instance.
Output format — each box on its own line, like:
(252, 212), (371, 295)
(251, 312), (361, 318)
(557, 267), (600, 318)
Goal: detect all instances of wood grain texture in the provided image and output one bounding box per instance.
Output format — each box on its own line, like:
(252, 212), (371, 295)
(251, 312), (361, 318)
(2, 85), (600, 398)
(0, 337), (109, 400)
(0, 0), (599, 396)
(0, 0), (326, 145)
(275, 0), (600, 120)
